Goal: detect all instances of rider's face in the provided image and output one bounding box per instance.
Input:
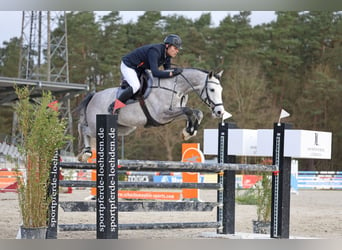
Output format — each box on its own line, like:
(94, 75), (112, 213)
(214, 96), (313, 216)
(166, 45), (179, 58)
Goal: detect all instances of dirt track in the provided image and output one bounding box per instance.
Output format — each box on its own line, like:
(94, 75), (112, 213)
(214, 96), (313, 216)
(1, 189), (341, 239)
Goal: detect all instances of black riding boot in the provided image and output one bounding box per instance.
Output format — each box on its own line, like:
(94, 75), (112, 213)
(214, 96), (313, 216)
(108, 86), (134, 113)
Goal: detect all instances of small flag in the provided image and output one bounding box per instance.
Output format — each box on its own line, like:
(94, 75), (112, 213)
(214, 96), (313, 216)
(222, 111), (232, 122)
(278, 109), (290, 122)
(113, 99), (126, 113)
(47, 100), (59, 112)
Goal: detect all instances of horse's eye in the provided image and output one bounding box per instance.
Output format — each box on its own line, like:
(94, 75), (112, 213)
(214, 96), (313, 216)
(210, 88), (215, 92)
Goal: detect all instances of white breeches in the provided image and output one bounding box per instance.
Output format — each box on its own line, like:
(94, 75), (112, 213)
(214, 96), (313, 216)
(120, 61), (140, 94)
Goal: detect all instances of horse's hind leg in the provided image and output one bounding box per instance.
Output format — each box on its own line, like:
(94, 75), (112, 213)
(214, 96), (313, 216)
(77, 123), (93, 162)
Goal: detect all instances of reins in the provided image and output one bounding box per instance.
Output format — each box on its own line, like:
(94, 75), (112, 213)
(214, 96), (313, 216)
(149, 68), (223, 112)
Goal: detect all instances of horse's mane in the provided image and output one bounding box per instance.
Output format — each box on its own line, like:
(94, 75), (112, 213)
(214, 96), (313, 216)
(184, 67), (209, 74)
(183, 67), (222, 80)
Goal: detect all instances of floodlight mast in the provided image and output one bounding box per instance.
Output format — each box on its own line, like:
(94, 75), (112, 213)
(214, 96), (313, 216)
(17, 11), (74, 153)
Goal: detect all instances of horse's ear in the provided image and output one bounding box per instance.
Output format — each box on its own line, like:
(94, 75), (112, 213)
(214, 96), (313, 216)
(215, 70), (224, 80)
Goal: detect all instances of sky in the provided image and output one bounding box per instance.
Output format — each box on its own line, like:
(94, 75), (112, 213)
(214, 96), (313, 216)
(0, 11), (276, 45)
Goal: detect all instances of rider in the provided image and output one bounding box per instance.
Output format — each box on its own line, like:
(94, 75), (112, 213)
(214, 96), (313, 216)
(109, 34), (183, 113)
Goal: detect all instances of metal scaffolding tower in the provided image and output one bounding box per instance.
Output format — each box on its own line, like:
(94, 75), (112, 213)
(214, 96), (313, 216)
(18, 11), (74, 154)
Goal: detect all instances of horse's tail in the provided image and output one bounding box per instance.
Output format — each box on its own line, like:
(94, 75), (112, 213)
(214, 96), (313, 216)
(76, 92), (95, 151)
(75, 91), (95, 114)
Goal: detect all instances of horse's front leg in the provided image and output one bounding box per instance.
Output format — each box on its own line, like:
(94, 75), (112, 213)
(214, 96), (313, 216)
(182, 107), (203, 140)
(163, 107), (203, 140)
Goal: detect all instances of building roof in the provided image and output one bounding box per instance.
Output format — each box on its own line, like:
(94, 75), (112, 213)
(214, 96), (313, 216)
(0, 76), (89, 105)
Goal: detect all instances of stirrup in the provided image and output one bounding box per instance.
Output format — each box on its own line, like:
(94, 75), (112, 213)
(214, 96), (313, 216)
(108, 100), (126, 114)
(108, 103), (121, 115)
(108, 102), (115, 114)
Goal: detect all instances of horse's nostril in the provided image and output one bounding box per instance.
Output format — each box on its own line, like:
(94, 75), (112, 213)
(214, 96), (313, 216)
(217, 111), (221, 115)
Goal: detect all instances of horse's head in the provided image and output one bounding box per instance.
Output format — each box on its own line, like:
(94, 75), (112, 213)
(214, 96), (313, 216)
(201, 70), (225, 118)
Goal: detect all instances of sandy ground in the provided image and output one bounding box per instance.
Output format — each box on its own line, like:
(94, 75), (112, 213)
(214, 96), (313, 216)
(0, 189), (341, 239)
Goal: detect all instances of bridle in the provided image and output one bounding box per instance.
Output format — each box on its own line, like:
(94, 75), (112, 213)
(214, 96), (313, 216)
(179, 72), (224, 111)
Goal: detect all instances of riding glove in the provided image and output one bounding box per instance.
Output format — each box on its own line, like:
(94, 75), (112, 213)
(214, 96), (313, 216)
(172, 68), (183, 76)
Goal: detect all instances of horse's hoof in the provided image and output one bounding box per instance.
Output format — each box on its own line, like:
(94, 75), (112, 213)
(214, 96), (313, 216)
(78, 147), (92, 162)
(81, 152), (92, 162)
(182, 128), (191, 141)
(84, 147), (92, 154)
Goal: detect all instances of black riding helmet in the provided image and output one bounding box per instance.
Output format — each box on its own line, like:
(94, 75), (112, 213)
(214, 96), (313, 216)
(164, 34), (182, 49)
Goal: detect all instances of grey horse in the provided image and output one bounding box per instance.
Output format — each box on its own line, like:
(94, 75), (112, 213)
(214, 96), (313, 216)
(77, 68), (228, 161)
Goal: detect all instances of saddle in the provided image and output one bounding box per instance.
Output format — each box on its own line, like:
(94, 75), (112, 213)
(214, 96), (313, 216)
(116, 70), (153, 105)
(116, 70), (161, 127)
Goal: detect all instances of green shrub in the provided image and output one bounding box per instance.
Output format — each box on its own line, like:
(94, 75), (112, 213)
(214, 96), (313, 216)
(235, 172), (272, 223)
(15, 86), (71, 228)
(255, 173), (272, 222)
(236, 188), (258, 205)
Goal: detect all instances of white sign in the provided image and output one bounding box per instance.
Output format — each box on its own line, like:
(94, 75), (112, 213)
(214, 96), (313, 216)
(203, 129), (257, 156)
(204, 128), (332, 159)
(255, 129), (273, 157)
(203, 129), (219, 155)
(256, 129), (332, 159)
